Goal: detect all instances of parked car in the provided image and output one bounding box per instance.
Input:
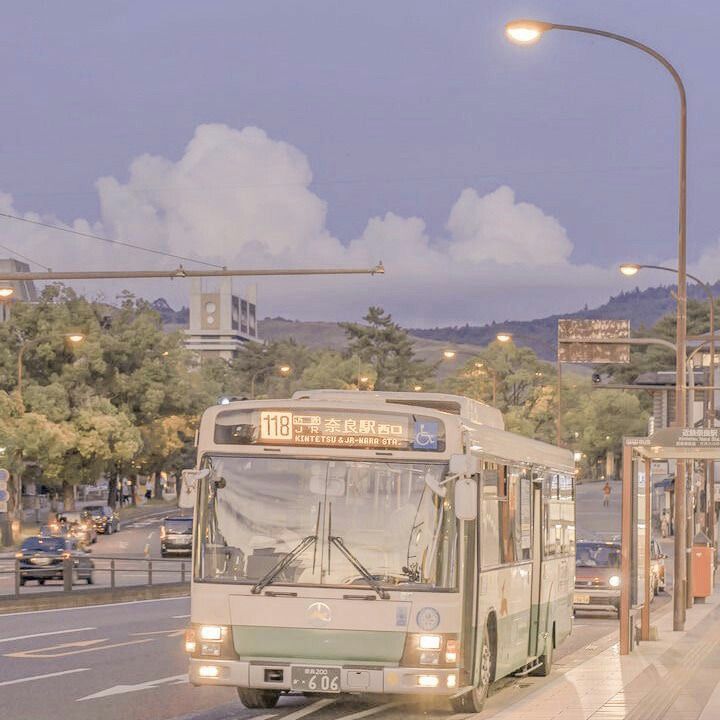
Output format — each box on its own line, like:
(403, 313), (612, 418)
(650, 538), (668, 595)
(58, 510), (97, 546)
(84, 504), (120, 534)
(160, 516), (193, 557)
(16, 535), (94, 586)
(574, 541), (622, 613)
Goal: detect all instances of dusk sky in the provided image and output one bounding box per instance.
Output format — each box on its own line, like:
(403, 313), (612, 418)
(2, 1), (719, 326)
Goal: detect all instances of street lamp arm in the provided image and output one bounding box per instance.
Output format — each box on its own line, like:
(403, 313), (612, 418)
(548, 24), (686, 104)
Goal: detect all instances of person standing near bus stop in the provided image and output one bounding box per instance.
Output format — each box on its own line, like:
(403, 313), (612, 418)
(603, 480), (612, 508)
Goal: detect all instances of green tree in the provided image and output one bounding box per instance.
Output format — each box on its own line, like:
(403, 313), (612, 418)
(341, 307), (434, 391)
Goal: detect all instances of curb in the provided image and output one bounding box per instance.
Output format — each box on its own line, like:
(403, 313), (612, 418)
(0, 582), (189, 614)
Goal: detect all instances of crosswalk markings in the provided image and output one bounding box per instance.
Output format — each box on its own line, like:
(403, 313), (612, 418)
(332, 702), (404, 720)
(76, 673), (188, 701)
(280, 699), (337, 720)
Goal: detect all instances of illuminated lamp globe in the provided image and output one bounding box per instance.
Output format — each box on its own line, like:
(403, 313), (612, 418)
(0, 287), (14, 298)
(496, 333), (513, 343)
(619, 263), (641, 277)
(442, 350), (457, 359)
(66, 333), (85, 344)
(505, 20), (553, 45)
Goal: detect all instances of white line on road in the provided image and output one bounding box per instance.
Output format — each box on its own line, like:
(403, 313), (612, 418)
(281, 699), (337, 720)
(0, 627), (96, 644)
(77, 673), (188, 701)
(0, 668), (90, 687)
(172, 614), (190, 619)
(0, 595), (188, 617)
(334, 702), (403, 720)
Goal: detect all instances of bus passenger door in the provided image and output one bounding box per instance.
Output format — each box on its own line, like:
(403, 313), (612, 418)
(528, 480), (543, 658)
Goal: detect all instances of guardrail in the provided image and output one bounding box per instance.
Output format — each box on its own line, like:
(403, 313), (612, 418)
(0, 554), (190, 599)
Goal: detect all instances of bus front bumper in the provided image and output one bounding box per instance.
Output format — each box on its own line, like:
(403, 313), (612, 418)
(189, 658), (461, 695)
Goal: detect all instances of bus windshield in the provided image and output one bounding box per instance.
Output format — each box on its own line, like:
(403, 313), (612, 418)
(195, 455), (458, 591)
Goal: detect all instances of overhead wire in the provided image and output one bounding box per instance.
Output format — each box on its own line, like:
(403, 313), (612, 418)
(0, 211), (226, 269)
(0, 240), (51, 271)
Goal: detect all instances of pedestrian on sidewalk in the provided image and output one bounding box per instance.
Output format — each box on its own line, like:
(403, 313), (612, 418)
(661, 510), (670, 538)
(603, 480), (612, 508)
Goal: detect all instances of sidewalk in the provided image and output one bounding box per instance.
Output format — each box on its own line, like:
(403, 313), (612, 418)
(484, 588), (720, 719)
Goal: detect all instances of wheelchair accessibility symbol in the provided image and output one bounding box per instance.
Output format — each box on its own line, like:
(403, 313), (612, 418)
(413, 422), (439, 450)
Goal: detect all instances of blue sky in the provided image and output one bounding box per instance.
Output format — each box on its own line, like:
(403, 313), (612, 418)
(1, 1), (718, 325)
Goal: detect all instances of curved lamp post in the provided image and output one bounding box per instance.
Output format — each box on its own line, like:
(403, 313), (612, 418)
(506, 18), (689, 631)
(621, 262), (717, 555)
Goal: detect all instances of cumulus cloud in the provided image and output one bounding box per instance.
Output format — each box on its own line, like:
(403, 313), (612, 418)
(2, 123), (627, 325)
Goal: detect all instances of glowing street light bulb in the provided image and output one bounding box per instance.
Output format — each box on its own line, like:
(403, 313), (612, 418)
(619, 263), (641, 276)
(414, 385), (423, 392)
(504, 20), (552, 45)
(66, 333), (85, 343)
(279, 364), (292, 376)
(359, 375), (370, 383)
(0, 287), (14, 298)
(443, 350), (457, 359)
(496, 333), (513, 343)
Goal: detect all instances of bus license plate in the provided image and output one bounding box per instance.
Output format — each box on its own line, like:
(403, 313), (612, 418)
(574, 593), (590, 604)
(291, 666), (341, 693)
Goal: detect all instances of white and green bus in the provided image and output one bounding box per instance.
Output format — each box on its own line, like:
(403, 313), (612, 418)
(182, 390), (575, 712)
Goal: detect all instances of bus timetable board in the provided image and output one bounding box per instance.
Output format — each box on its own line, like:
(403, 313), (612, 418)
(214, 408), (445, 451)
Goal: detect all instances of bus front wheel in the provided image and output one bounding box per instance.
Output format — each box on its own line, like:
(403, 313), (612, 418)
(237, 688), (280, 709)
(451, 624), (493, 712)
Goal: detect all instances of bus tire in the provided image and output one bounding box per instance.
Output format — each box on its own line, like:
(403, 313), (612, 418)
(237, 689), (280, 709)
(531, 626), (554, 677)
(451, 623), (493, 712)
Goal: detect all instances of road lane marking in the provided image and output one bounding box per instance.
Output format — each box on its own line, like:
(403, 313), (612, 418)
(0, 627), (96, 644)
(334, 702), (404, 720)
(172, 614), (190, 619)
(0, 595), (188, 617)
(0, 668), (90, 687)
(76, 673), (188, 701)
(130, 629), (185, 637)
(6, 637), (153, 658)
(281, 699), (337, 720)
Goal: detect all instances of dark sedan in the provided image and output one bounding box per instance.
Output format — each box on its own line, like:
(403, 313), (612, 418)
(84, 504), (120, 534)
(17, 536), (94, 586)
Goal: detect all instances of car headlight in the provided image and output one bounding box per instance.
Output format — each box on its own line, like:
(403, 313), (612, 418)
(199, 625), (224, 641)
(609, 575), (621, 587)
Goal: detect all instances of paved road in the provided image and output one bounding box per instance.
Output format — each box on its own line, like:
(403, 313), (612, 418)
(0, 483), (673, 720)
(0, 508), (191, 598)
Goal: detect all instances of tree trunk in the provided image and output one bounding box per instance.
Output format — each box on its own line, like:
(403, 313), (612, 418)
(175, 471), (183, 500)
(129, 475), (137, 507)
(154, 471), (163, 501)
(8, 473), (22, 540)
(62, 480), (75, 511)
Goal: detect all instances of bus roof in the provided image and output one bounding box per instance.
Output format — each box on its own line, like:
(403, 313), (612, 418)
(291, 390), (504, 430)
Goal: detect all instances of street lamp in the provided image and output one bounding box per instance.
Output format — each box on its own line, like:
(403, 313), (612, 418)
(279, 364), (292, 376)
(0, 286), (13, 323)
(496, 333), (513, 344)
(0, 287), (14, 298)
(620, 262), (717, 554)
(507, 18), (689, 632)
(443, 350), (457, 359)
(414, 385), (423, 392)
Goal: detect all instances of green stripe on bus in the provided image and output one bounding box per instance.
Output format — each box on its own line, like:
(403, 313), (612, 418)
(232, 627), (406, 663)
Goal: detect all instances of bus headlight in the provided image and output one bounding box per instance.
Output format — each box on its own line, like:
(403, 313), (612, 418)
(417, 674), (439, 688)
(198, 665), (220, 678)
(199, 625), (224, 641)
(418, 635), (442, 650)
(609, 575), (621, 587)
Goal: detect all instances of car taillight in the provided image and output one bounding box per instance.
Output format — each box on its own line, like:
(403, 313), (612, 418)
(184, 628), (197, 654)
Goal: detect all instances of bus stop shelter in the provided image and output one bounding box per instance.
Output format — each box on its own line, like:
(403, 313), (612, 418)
(621, 428), (720, 654)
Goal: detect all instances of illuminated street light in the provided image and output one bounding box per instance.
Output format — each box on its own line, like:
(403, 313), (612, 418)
(442, 350), (457, 359)
(504, 19), (552, 44)
(279, 364), (292, 376)
(619, 263), (641, 276)
(414, 385), (423, 392)
(66, 333), (85, 344)
(0, 287), (14, 298)
(496, 333), (513, 343)
(359, 375), (370, 384)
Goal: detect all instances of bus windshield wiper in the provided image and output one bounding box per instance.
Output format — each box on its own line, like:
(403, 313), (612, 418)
(251, 535), (317, 594)
(328, 535), (390, 599)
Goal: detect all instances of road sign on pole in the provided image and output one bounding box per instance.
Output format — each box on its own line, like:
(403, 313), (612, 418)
(558, 319), (631, 363)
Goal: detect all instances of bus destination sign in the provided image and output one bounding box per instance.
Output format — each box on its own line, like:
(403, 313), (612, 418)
(257, 410), (443, 451)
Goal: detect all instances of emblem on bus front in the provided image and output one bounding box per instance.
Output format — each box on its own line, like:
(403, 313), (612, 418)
(308, 602), (332, 625)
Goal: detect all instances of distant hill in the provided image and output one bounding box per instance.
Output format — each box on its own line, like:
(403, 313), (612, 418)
(151, 280), (719, 363)
(410, 282), (720, 360)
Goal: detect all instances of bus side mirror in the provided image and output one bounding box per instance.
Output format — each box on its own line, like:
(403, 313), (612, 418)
(454, 478), (477, 521)
(179, 469), (209, 509)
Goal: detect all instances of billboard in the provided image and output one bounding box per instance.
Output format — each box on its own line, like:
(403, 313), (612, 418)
(558, 318), (630, 364)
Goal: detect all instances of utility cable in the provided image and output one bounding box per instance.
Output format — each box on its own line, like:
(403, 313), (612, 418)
(0, 212), (225, 269)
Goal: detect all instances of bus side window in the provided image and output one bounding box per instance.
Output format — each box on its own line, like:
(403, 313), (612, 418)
(518, 471), (532, 561)
(480, 467), (501, 567)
